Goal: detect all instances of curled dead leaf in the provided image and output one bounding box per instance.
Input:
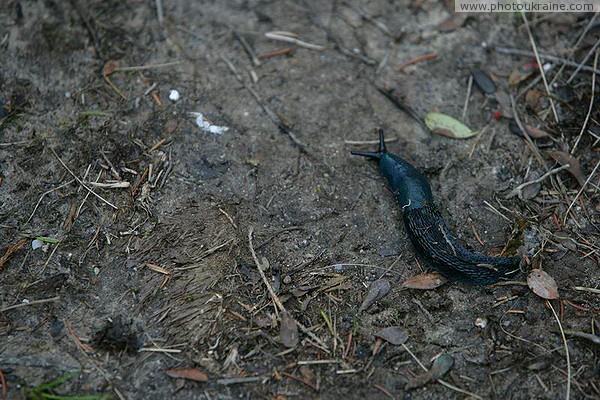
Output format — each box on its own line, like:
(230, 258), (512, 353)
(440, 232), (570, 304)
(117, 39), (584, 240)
(401, 272), (447, 289)
(547, 150), (585, 187)
(527, 269), (559, 300)
(166, 368), (208, 382)
(359, 279), (391, 312)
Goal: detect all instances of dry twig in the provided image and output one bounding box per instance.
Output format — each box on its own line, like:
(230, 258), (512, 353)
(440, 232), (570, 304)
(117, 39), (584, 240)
(248, 228), (329, 351)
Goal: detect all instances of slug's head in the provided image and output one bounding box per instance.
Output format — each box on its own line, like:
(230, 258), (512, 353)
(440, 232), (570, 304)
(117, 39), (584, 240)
(351, 129), (387, 160)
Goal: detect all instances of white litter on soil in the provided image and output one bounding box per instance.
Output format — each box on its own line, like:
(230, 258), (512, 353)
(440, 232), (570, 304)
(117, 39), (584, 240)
(190, 112), (229, 135)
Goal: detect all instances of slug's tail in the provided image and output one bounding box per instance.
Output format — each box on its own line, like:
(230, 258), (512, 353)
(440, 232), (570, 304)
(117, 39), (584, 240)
(404, 204), (522, 285)
(351, 129), (387, 160)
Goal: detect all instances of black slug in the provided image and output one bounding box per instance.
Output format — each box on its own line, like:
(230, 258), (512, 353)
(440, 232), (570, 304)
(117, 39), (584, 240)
(352, 130), (521, 285)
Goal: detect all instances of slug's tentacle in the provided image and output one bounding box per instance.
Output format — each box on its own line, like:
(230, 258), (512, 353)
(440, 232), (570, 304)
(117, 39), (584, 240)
(352, 130), (521, 285)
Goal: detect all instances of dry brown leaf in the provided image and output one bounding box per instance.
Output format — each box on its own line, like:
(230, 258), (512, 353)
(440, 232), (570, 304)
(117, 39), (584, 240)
(166, 368), (209, 382)
(374, 326), (409, 345)
(547, 150), (585, 186)
(359, 279), (391, 312)
(525, 89), (542, 109)
(509, 61), (538, 86)
(401, 272), (447, 289)
(102, 60), (119, 76)
(527, 269), (559, 299)
(524, 125), (550, 139)
(280, 311), (299, 348)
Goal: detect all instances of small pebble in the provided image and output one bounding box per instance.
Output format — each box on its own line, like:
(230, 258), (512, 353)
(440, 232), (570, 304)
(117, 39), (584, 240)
(283, 275), (292, 284)
(168, 89), (180, 101)
(475, 317), (488, 329)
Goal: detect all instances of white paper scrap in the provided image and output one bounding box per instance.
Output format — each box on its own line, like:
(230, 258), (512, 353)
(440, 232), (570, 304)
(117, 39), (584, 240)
(190, 112), (229, 135)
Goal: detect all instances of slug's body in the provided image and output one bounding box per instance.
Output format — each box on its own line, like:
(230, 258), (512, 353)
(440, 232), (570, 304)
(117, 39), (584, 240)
(352, 130), (520, 285)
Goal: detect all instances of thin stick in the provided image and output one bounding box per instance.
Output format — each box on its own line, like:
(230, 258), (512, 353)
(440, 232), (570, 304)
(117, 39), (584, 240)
(571, 50), (598, 155)
(233, 31), (261, 67)
(1, 296), (60, 312)
(483, 200), (512, 223)
(547, 300), (571, 400)
(495, 47), (600, 76)
(248, 228), (329, 351)
(26, 179), (76, 224)
(506, 164), (571, 199)
(114, 61), (182, 72)
(520, 12), (558, 123)
(50, 148), (118, 210)
(461, 74), (473, 122)
(563, 160), (600, 225)
(398, 52), (438, 71)
(550, 13), (598, 85)
(265, 32), (325, 51)
(567, 36), (600, 84)
(155, 0), (164, 24)
(510, 94), (546, 168)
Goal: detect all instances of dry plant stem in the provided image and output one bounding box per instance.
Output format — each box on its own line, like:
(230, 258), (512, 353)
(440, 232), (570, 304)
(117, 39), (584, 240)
(220, 55), (307, 147)
(550, 13), (598, 85)
(520, 12), (559, 124)
(547, 300), (571, 400)
(50, 148), (118, 210)
(461, 74), (473, 122)
(567, 36), (600, 84)
(510, 94), (546, 169)
(563, 160), (600, 225)
(506, 164), (570, 198)
(495, 47), (600, 76)
(572, 286), (600, 295)
(248, 228), (329, 351)
(265, 32), (325, 51)
(233, 30), (261, 67)
(571, 50), (598, 155)
(114, 61), (182, 72)
(25, 179), (76, 224)
(401, 344), (483, 399)
(0, 296), (60, 312)
(155, 0), (164, 24)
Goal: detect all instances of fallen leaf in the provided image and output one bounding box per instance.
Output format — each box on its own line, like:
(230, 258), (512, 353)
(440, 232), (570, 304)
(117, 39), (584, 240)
(425, 112), (476, 139)
(166, 368), (208, 382)
(509, 60), (538, 86)
(406, 353), (454, 389)
(508, 121), (550, 139)
(280, 311), (299, 348)
(547, 151), (585, 186)
(430, 354), (454, 379)
(358, 279), (391, 312)
(521, 171), (541, 200)
(401, 272), (447, 289)
(374, 326), (409, 345)
(527, 269), (559, 299)
(472, 70), (496, 95)
(102, 60), (119, 76)
(525, 89), (542, 109)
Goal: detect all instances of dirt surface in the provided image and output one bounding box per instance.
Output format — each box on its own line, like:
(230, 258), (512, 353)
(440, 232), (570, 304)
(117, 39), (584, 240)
(1, 1), (599, 399)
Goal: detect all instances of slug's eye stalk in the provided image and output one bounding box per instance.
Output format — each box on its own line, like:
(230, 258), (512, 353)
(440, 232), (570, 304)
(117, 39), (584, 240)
(351, 129), (387, 160)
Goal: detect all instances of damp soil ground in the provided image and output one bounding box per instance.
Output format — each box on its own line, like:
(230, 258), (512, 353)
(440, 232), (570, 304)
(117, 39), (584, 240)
(1, 1), (599, 399)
